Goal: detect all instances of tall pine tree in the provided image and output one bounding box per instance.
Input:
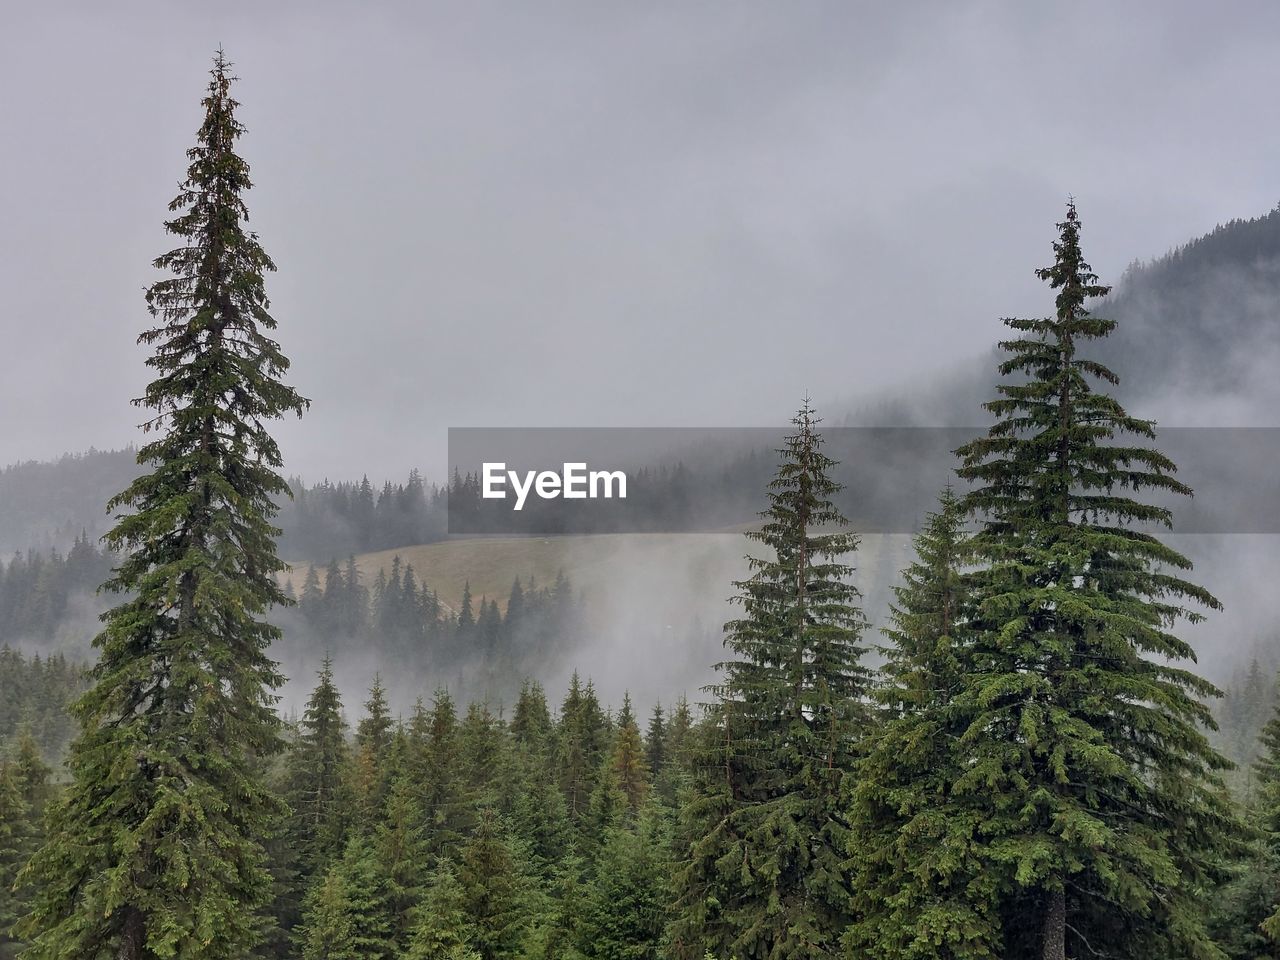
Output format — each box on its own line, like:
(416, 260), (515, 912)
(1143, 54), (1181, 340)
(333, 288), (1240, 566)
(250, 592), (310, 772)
(951, 201), (1241, 959)
(18, 51), (307, 959)
(669, 402), (871, 960)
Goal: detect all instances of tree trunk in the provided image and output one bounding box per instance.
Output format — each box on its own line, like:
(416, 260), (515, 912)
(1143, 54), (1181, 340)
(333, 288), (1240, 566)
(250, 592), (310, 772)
(1042, 885), (1066, 960)
(118, 906), (146, 960)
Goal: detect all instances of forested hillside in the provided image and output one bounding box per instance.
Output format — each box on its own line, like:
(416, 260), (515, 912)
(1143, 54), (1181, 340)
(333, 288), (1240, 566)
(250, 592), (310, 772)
(7, 44), (1280, 960)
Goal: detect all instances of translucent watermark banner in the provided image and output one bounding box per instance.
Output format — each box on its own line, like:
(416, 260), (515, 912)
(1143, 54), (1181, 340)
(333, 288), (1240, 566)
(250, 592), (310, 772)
(446, 427), (1280, 535)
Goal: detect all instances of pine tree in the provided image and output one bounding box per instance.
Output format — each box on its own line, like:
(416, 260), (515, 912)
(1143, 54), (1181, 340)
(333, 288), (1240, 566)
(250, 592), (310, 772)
(17, 52), (307, 959)
(285, 656), (353, 886)
(406, 860), (480, 960)
(951, 201), (1242, 959)
(845, 489), (999, 959)
(296, 871), (358, 960)
(0, 762), (33, 959)
(577, 804), (672, 960)
(297, 834), (394, 960)
(669, 402), (871, 960)
(458, 809), (529, 960)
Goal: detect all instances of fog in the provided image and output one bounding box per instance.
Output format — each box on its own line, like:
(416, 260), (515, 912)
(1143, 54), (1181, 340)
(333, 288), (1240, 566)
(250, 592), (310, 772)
(6, 1), (1280, 481)
(5, 2), (1280, 716)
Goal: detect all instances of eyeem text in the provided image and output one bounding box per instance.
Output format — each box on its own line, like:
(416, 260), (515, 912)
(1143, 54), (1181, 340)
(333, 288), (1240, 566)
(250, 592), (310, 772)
(481, 462), (628, 511)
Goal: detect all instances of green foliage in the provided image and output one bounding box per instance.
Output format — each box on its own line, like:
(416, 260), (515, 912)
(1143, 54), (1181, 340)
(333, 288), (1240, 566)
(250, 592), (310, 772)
(14, 52), (307, 959)
(846, 489), (1001, 960)
(298, 834), (393, 960)
(458, 809), (530, 960)
(577, 804), (672, 960)
(374, 775), (428, 951)
(669, 402), (871, 960)
(948, 201), (1243, 958)
(286, 658), (353, 879)
(406, 859), (480, 960)
(0, 649), (87, 763)
(0, 763), (36, 960)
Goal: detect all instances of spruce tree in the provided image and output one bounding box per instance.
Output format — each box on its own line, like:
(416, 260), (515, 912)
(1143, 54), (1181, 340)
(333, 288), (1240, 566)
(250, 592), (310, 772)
(0, 763), (33, 959)
(374, 775), (428, 951)
(296, 871), (358, 960)
(576, 805), (671, 960)
(458, 809), (530, 960)
(669, 402), (871, 960)
(297, 835), (394, 960)
(951, 201), (1242, 959)
(1252, 689), (1280, 947)
(406, 860), (480, 960)
(845, 489), (1000, 959)
(644, 702), (667, 777)
(607, 698), (651, 815)
(286, 657), (353, 880)
(17, 52), (307, 959)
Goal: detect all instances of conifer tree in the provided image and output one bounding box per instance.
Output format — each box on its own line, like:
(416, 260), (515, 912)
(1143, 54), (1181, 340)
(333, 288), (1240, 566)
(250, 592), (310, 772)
(644, 702), (667, 777)
(607, 696), (651, 815)
(354, 675), (395, 818)
(297, 834), (394, 960)
(577, 805), (672, 960)
(286, 657), (353, 880)
(845, 489), (999, 959)
(296, 871), (358, 960)
(0, 762), (33, 958)
(558, 674), (608, 822)
(952, 201), (1242, 959)
(421, 690), (471, 861)
(10, 729), (51, 821)
(17, 52), (307, 959)
(406, 860), (480, 960)
(1252, 689), (1280, 946)
(669, 402), (871, 960)
(374, 774), (428, 951)
(511, 680), (555, 757)
(458, 809), (530, 960)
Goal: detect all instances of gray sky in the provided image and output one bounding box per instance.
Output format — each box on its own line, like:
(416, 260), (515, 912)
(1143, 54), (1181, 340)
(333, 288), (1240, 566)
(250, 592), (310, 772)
(4, 0), (1279, 482)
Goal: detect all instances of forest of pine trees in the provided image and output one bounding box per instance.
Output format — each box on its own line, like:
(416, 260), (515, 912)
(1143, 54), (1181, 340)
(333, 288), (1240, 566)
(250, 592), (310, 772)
(285, 556), (585, 700)
(8, 49), (1280, 960)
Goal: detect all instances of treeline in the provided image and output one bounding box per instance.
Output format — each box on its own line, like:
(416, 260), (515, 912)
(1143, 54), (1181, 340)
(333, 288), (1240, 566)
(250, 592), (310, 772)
(0, 449), (139, 554)
(277, 472), (447, 560)
(0, 729), (53, 960)
(285, 556), (585, 698)
(0, 536), (114, 649)
(0, 648), (85, 764)
(256, 665), (691, 959)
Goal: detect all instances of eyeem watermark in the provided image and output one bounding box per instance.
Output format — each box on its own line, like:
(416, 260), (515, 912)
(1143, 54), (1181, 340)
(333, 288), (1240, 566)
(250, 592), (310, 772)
(449, 427), (1280, 534)
(482, 462), (628, 511)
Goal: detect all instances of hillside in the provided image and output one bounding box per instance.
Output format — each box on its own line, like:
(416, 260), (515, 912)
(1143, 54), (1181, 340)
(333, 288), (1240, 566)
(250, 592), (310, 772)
(309, 531), (914, 630)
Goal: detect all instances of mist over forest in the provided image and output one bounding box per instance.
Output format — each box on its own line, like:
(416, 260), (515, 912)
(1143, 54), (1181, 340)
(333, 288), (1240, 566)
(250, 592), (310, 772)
(5, 205), (1280, 714)
(8, 6), (1280, 959)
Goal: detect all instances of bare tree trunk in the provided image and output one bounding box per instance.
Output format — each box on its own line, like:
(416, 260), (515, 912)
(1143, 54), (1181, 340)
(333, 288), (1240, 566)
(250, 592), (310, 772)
(1042, 885), (1066, 960)
(118, 906), (146, 960)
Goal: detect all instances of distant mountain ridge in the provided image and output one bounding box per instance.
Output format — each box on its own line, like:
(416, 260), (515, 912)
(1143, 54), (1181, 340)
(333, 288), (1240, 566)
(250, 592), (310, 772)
(7, 205), (1280, 550)
(841, 203), (1280, 427)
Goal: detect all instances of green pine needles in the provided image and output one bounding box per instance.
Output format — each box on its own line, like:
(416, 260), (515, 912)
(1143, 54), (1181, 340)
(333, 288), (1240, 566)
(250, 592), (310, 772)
(946, 201), (1242, 959)
(17, 52), (307, 959)
(670, 403), (871, 960)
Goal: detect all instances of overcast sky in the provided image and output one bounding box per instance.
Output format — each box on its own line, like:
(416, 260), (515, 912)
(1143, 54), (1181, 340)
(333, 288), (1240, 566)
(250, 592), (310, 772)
(4, 1), (1279, 482)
